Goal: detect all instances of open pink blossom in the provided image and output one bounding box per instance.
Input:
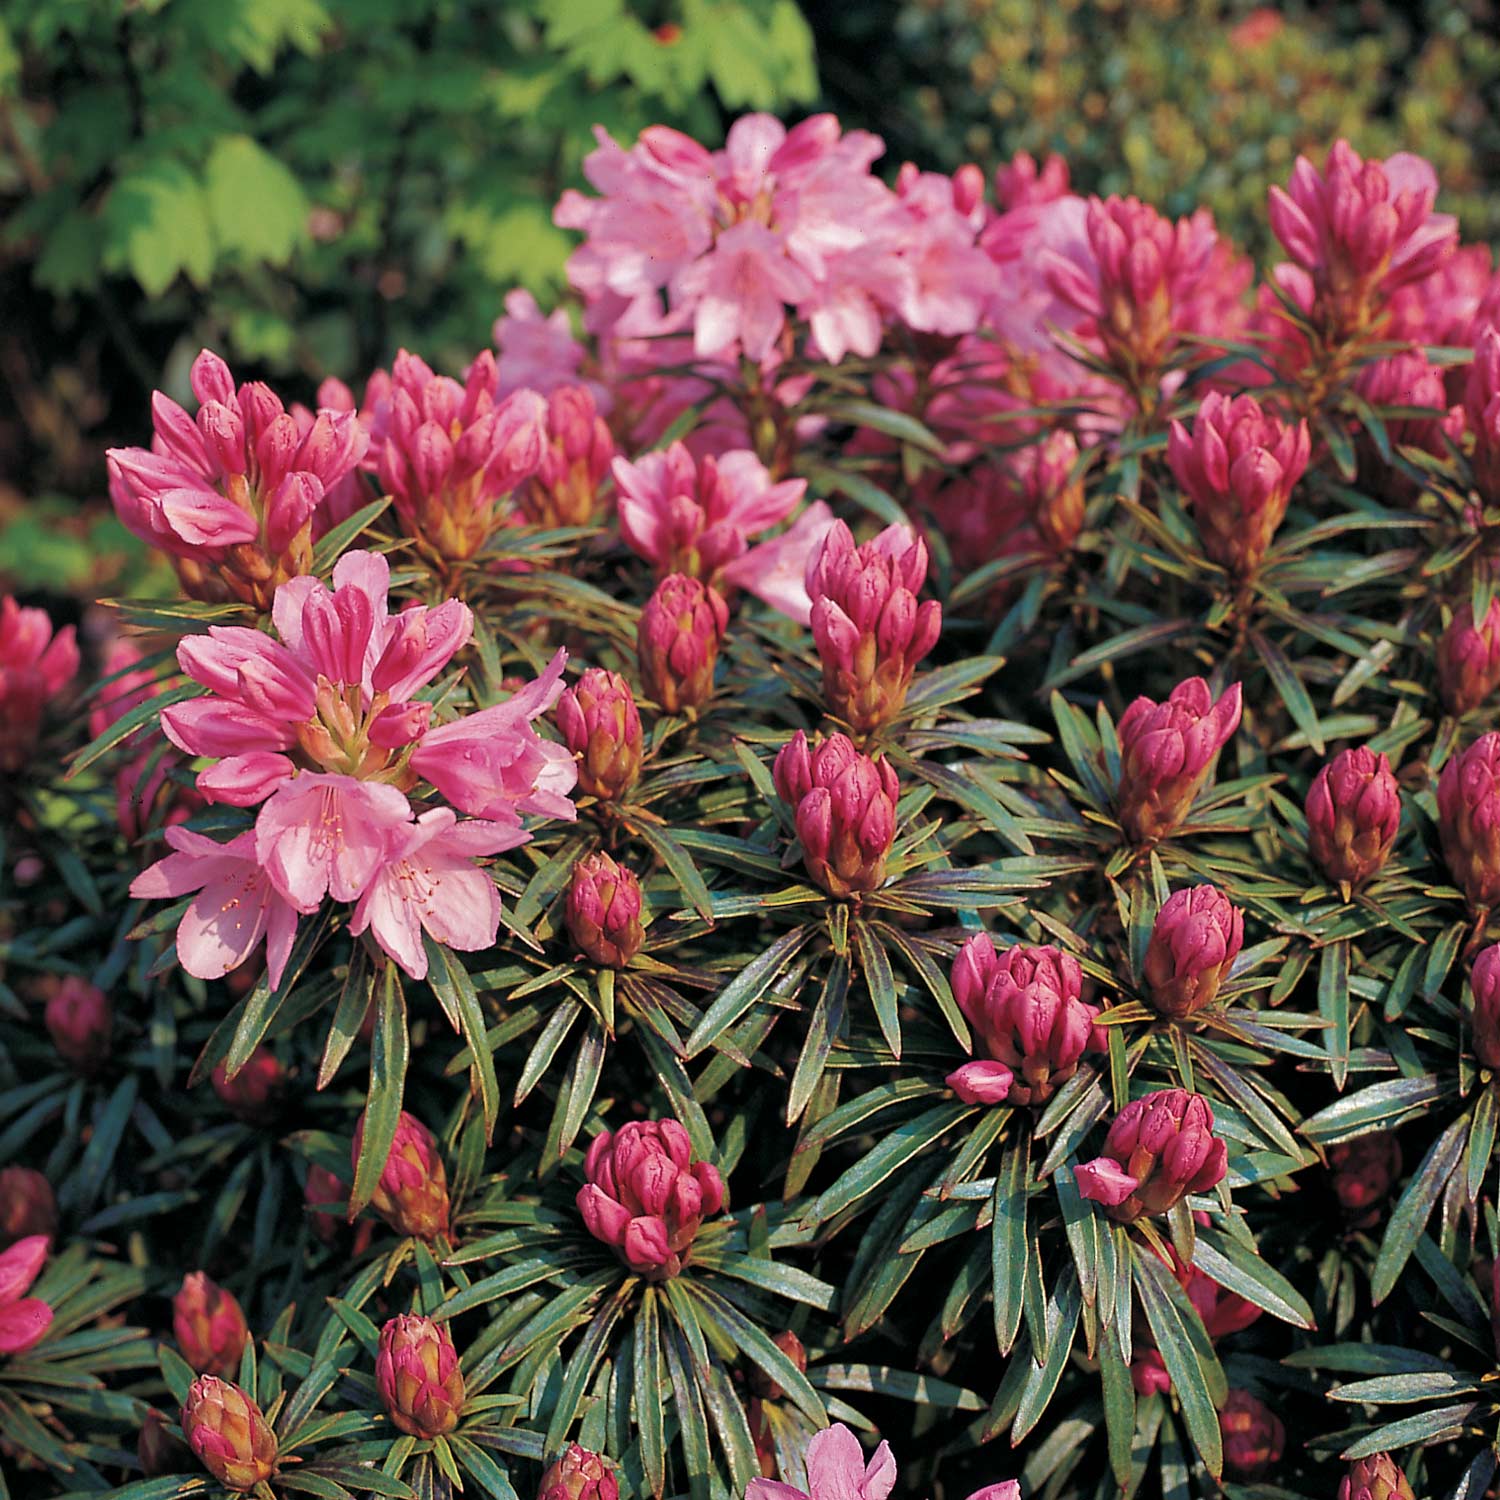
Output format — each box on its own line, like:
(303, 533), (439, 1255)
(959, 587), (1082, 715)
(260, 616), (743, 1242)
(350, 809), (528, 979)
(1, 595), (80, 774)
(0, 1235), (53, 1355)
(493, 289), (604, 407)
(746, 1422), (896, 1500)
(130, 827), (300, 988)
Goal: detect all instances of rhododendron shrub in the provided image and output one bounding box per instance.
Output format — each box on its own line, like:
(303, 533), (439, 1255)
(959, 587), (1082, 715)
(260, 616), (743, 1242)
(7, 115), (1500, 1500)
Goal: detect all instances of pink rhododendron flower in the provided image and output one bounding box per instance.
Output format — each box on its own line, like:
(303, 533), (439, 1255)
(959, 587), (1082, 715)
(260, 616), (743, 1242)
(129, 827), (300, 988)
(0, 595), (79, 773)
(995, 150), (1070, 211)
(106, 349), (369, 609)
(494, 289), (604, 406)
(0, 1235), (53, 1355)
(745, 1423), (896, 1500)
(350, 809), (527, 979)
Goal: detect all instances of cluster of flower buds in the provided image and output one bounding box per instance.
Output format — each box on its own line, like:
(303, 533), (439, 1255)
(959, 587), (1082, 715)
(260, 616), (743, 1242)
(945, 937), (1104, 1105)
(1075, 1088), (1228, 1222)
(372, 349), (547, 563)
(352, 1109), (451, 1242)
(1305, 746), (1402, 890)
(1466, 325), (1500, 498)
(1337, 1454), (1415, 1500)
(1439, 598), (1500, 716)
(1012, 430), (1087, 554)
(107, 350), (370, 608)
(566, 853), (645, 967)
(637, 574), (729, 713)
(1328, 1133), (1403, 1227)
(576, 1120), (725, 1280)
(1166, 392), (1310, 575)
(805, 521), (941, 733)
(515, 386), (615, 529)
(747, 1329), (809, 1477)
(1114, 678), (1243, 844)
(0, 595), (79, 775)
(180, 1375), (278, 1491)
(173, 1272), (250, 1379)
(1143, 886), (1244, 1020)
(376, 1313), (465, 1438)
(0, 1168), (57, 1245)
(1437, 733), (1500, 911)
(0, 1236), (53, 1355)
(43, 977), (112, 1075)
(1268, 142), (1457, 344)
(1469, 944), (1500, 1071)
(211, 1046), (286, 1127)
(540, 1445), (620, 1500)
(772, 731), (900, 898)
(1220, 1390), (1285, 1479)
(304, 1165), (373, 1253)
(1043, 196), (1217, 383)
(556, 669), (643, 801)
(1351, 351), (1461, 499)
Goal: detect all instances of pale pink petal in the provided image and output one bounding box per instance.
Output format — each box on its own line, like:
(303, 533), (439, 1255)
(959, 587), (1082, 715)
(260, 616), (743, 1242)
(1074, 1157), (1140, 1206)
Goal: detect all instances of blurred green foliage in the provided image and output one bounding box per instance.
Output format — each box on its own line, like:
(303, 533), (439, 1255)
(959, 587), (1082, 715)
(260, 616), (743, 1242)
(810, 0), (1500, 255)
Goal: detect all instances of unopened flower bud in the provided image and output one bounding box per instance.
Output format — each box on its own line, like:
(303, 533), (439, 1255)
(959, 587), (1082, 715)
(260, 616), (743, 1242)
(1328, 1133), (1402, 1225)
(516, 386), (615, 528)
(1470, 944), (1500, 1071)
(352, 1109), (450, 1241)
(180, 1376), (277, 1491)
(1465, 326), (1500, 499)
(539, 1444), (620, 1500)
(1075, 1088), (1227, 1222)
(1220, 1390), (1285, 1479)
(805, 521), (941, 732)
(1305, 746), (1401, 888)
(1438, 599), (1500, 716)
(556, 669), (642, 801)
(1338, 1453), (1415, 1500)
(772, 731), (900, 898)
(1115, 678), (1242, 844)
(138, 1407), (179, 1477)
(637, 574), (728, 713)
(1167, 392), (1310, 575)
(173, 1272), (250, 1379)
(1437, 732), (1500, 911)
(566, 853), (645, 968)
(576, 1119), (725, 1281)
(376, 1313), (465, 1438)
(44, 978), (111, 1075)
(944, 936), (1103, 1105)
(1143, 886), (1244, 1020)
(748, 1330), (808, 1401)
(0, 1167), (57, 1246)
(210, 1046), (286, 1127)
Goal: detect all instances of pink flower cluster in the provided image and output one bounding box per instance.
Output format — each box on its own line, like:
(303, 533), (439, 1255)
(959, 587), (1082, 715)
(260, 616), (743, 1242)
(129, 551), (576, 983)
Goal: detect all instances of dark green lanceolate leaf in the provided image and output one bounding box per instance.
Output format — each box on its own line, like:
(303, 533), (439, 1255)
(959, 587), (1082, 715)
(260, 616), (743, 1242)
(425, 937), (502, 1137)
(683, 926), (814, 1058)
(992, 1134), (1031, 1355)
(787, 958), (849, 1125)
(1371, 1112), (1470, 1304)
(309, 496), (393, 573)
(1191, 1227), (1316, 1328)
(350, 963), (409, 1219)
(851, 919), (900, 1057)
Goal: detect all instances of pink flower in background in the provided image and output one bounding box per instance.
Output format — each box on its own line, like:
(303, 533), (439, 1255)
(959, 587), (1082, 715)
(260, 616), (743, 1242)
(129, 827), (300, 988)
(995, 150), (1070, 211)
(889, 166), (998, 337)
(349, 809), (527, 979)
(1351, 350), (1461, 499)
(1465, 324), (1500, 498)
(493, 289), (603, 405)
(0, 595), (79, 774)
(0, 1236), (53, 1355)
(106, 349), (369, 608)
(515, 385), (615, 528)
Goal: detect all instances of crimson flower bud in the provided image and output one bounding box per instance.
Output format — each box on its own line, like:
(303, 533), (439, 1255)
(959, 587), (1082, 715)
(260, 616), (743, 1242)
(576, 1119), (725, 1281)
(1437, 732), (1500, 910)
(180, 1376), (277, 1491)
(1328, 1133), (1402, 1225)
(1338, 1454), (1415, 1500)
(138, 1407), (179, 1477)
(1438, 599), (1500, 716)
(1220, 1390), (1285, 1479)
(637, 574), (728, 713)
(0, 1167), (57, 1246)
(44, 978), (112, 1075)
(945, 936), (1103, 1106)
(805, 521), (941, 732)
(748, 1329), (808, 1402)
(1143, 886), (1244, 1020)
(539, 1444), (620, 1500)
(1470, 944), (1500, 1070)
(303, 1165), (374, 1254)
(173, 1272), (250, 1379)
(1167, 392), (1310, 575)
(1074, 1088), (1228, 1222)
(566, 853), (644, 968)
(1115, 678), (1242, 844)
(352, 1109), (451, 1241)
(210, 1046), (287, 1127)
(556, 669), (642, 801)
(1305, 746), (1401, 889)
(1019, 430), (1086, 554)
(376, 1313), (465, 1438)
(772, 730), (900, 898)
(516, 386), (615, 528)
